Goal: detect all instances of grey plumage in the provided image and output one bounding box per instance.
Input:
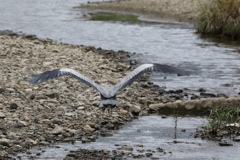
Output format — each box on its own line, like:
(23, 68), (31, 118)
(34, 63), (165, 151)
(29, 64), (189, 105)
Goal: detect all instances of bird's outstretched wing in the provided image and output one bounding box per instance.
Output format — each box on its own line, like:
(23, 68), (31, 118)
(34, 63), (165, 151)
(28, 68), (102, 92)
(113, 63), (189, 92)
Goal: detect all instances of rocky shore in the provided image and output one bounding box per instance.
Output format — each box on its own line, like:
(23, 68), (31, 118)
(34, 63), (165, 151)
(80, 0), (211, 23)
(0, 31), (189, 159)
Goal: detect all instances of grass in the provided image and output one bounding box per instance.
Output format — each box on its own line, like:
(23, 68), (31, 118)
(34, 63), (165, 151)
(205, 104), (240, 135)
(196, 0), (240, 40)
(90, 12), (140, 23)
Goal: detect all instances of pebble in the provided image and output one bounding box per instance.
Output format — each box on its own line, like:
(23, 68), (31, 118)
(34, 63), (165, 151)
(0, 138), (11, 147)
(219, 141), (233, 146)
(233, 136), (240, 142)
(130, 105), (142, 113)
(118, 146), (133, 151)
(82, 124), (95, 132)
(51, 126), (65, 135)
(0, 112), (6, 118)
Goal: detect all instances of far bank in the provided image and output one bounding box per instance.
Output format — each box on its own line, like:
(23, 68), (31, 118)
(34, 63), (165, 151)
(80, 0), (210, 23)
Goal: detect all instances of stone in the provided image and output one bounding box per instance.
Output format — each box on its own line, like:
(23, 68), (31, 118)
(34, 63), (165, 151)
(82, 124), (95, 132)
(10, 103), (23, 110)
(130, 106), (141, 113)
(119, 109), (128, 115)
(0, 138), (11, 147)
(233, 136), (240, 142)
(0, 151), (8, 157)
(52, 118), (63, 125)
(118, 146), (133, 151)
(137, 97), (147, 104)
(51, 126), (65, 135)
(46, 93), (59, 99)
(5, 88), (15, 93)
(149, 103), (165, 110)
(200, 92), (216, 98)
(0, 112), (6, 118)
(184, 100), (196, 110)
(18, 120), (28, 127)
(219, 142), (233, 146)
(0, 88), (5, 93)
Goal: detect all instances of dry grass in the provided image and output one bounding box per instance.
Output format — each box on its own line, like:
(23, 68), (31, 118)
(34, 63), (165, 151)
(196, 0), (240, 40)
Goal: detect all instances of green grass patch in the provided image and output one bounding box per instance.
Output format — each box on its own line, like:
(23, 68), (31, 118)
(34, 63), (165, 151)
(205, 105), (240, 135)
(195, 0), (240, 40)
(89, 12), (140, 23)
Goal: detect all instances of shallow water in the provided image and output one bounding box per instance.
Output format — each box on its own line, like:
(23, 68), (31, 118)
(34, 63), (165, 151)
(1, 0), (240, 97)
(15, 116), (240, 160)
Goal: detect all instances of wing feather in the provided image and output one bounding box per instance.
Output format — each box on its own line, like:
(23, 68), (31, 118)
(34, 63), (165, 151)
(113, 63), (189, 92)
(29, 68), (102, 92)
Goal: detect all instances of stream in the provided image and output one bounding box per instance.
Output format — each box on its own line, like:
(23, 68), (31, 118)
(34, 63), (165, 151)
(14, 116), (240, 160)
(1, 0), (240, 159)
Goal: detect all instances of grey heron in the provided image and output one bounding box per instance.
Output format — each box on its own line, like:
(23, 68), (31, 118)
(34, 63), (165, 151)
(29, 64), (189, 105)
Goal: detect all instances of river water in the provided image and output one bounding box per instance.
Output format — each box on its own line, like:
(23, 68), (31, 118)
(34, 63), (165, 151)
(1, 0), (240, 97)
(15, 116), (240, 160)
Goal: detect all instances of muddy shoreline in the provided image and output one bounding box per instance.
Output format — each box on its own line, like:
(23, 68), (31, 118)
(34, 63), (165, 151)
(80, 0), (211, 23)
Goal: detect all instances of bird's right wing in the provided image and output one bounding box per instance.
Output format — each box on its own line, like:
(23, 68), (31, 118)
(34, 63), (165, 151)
(113, 63), (189, 92)
(28, 68), (102, 92)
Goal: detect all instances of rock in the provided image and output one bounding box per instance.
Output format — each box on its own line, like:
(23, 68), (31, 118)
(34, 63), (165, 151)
(46, 93), (59, 99)
(149, 103), (165, 110)
(184, 100), (197, 110)
(18, 120), (28, 127)
(119, 109), (128, 115)
(130, 106), (141, 113)
(82, 125), (95, 132)
(118, 146), (133, 151)
(77, 106), (85, 110)
(25, 138), (38, 145)
(198, 88), (206, 92)
(137, 97), (147, 104)
(51, 126), (65, 135)
(43, 61), (53, 67)
(5, 88), (15, 93)
(52, 118), (63, 125)
(0, 112), (6, 118)
(25, 88), (32, 93)
(200, 92), (216, 98)
(136, 144), (144, 147)
(219, 141), (233, 146)
(28, 94), (35, 100)
(0, 88), (5, 93)
(0, 138), (11, 147)
(233, 136), (240, 142)
(39, 119), (51, 125)
(0, 151), (8, 157)
(9, 102), (23, 110)
(217, 93), (228, 98)
(145, 152), (153, 157)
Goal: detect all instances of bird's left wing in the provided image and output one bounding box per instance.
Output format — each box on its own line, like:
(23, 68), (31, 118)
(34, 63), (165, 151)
(28, 68), (102, 92)
(113, 63), (189, 93)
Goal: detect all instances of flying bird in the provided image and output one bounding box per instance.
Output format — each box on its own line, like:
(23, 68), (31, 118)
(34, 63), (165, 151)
(29, 64), (189, 105)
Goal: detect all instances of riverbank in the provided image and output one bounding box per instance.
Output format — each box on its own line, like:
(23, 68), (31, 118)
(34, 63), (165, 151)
(0, 29), (239, 158)
(80, 0), (211, 23)
(0, 31), (188, 158)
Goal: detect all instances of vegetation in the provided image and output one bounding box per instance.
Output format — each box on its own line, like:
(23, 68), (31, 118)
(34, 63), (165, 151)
(205, 105), (240, 135)
(196, 0), (240, 40)
(90, 12), (140, 23)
